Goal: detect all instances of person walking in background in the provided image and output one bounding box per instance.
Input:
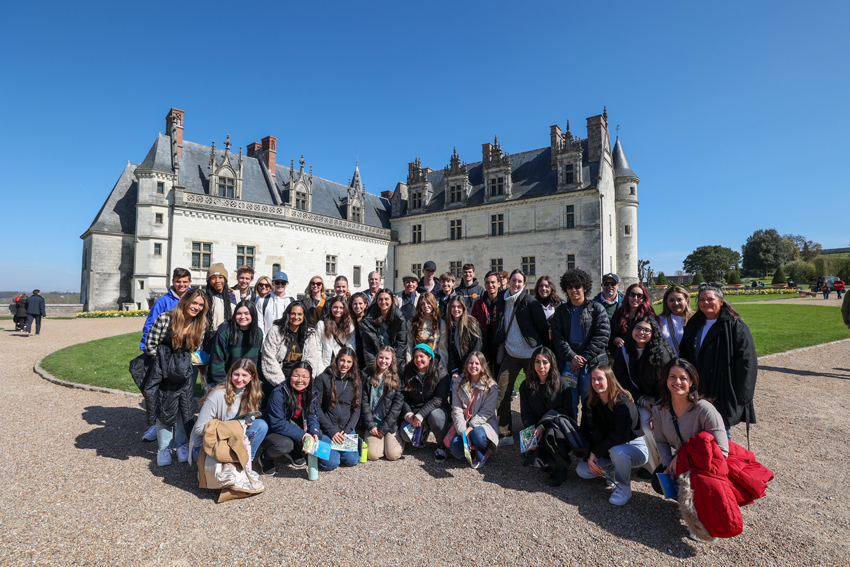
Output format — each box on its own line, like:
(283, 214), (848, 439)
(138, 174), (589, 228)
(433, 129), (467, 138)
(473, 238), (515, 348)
(24, 290), (46, 336)
(14, 293), (28, 332)
(834, 278), (844, 300)
(593, 273), (624, 321)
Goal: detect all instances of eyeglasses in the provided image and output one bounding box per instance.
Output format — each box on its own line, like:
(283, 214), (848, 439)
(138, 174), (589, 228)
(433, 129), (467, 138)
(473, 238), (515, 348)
(633, 326), (652, 335)
(602, 282), (618, 287)
(257, 283), (271, 289)
(310, 282), (322, 287)
(628, 291), (645, 299)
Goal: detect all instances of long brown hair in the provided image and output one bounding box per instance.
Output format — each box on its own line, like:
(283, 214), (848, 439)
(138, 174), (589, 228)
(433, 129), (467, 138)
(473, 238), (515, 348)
(526, 346), (561, 399)
(587, 365), (633, 410)
(169, 288), (208, 351)
(459, 351), (495, 393)
(324, 347), (361, 411)
(655, 358), (707, 409)
(370, 346), (400, 390)
(199, 358), (263, 415)
(322, 295), (353, 342)
(444, 297), (481, 349)
(411, 292), (440, 344)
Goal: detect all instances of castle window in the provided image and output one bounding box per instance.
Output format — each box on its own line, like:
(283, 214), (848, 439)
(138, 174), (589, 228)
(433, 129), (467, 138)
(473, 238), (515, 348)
(139, 280), (145, 290)
(566, 205), (574, 229)
(491, 214), (504, 236)
(567, 254), (575, 270)
(449, 184), (463, 203)
(155, 213), (163, 224)
(450, 261), (463, 279)
(450, 219), (463, 240)
(326, 255), (337, 275)
(154, 243), (162, 256)
(376, 260), (385, 278)
(489, 177), (505, 196)
(236, 245), (255, 268)
(295, 192), (308, 210)
(412, 224), (422, 244)
(490, 258), (503, 273)
(351, 206), (362, 223)
(412, 263), (422, 277)
(630, 186), (636, 195)
(624, 225), (632, 236)
(83, 248), (88, 269)
(522, 256), (536, 277)
(411, 191), (422, 209)
(272, 263), (281, 274)
(353, 266), (361, 287)
(156, 182), (164, 194)
(565, 164), (574, 184)
(192, 242), (212, 269)
(217, 176), (235, 198)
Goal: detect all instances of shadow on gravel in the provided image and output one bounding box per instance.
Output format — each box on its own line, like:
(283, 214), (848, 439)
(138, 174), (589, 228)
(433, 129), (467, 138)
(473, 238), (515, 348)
(76, 405), (153, 461)
(148, 460), (213, 501)
(760, 365), (850, 381)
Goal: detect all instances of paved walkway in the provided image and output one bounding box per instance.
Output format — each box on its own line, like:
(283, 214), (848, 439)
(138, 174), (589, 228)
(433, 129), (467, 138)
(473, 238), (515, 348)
(1, 318), (848, 566)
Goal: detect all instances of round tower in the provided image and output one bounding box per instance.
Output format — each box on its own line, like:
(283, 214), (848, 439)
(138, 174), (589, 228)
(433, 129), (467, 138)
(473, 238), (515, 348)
(612, 137), (639, 285)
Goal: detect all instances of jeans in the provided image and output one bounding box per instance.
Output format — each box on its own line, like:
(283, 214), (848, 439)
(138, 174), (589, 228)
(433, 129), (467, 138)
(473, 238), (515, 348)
(837, 289), (844, 299)
(575, 437), (649, 489)
(726, 426), (732, 441)
(449, 426), (489, 462)
(318, 434), (360, 471)
(156, 419), (188, 452)
(571, 366), (591, 416)
(25, 315), (42, 334)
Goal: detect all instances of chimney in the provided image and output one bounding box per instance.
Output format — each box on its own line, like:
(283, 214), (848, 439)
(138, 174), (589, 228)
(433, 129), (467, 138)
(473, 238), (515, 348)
(482, 142), (493, 163)
(381, 190), (394, 199)
(166, 108), (185, 157)
(586, 110), (608, 163)
(261, 136), (277, 178)
(246, 142), (261, 157)
(550, 125), (562, 153)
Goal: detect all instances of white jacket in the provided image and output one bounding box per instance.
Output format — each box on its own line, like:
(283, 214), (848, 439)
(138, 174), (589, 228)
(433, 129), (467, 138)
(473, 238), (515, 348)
(260, 293), (295, 336)
(315, 320), (357, 372)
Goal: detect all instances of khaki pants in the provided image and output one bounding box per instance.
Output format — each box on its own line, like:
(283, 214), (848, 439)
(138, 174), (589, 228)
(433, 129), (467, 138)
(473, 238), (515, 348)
(365, 432), (403, 461)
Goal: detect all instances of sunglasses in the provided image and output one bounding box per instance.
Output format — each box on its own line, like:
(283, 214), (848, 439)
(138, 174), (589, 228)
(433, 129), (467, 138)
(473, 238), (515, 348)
(274, 281), (287, 285)
(564, 285), (583, 290)
(310, 282), (323, 287)
(628, 291), (645, 299)
(257, 283), (271, 288)
(602, 282), (618, 287)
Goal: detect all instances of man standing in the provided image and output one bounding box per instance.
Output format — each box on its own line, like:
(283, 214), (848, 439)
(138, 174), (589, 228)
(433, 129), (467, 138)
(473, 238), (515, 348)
(396, 273), (420, 320)
(264, 271), (295, 332)
(454, 263), (485, 311)
(140, 268), (192, 350)
(24, 290), (46, 336)
(418, 261), (438, 294)
(232, 265), (256, 302)
(835, 278), (844, 300)
(364, 271), (382, 304)
(592, 273), (624, 320)
(434, 272), (457, 318)
(471, 271), (505, 375)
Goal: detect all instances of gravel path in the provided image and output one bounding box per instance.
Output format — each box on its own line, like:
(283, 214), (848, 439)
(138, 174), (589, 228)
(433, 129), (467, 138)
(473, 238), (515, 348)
(1, 318), (848, 566)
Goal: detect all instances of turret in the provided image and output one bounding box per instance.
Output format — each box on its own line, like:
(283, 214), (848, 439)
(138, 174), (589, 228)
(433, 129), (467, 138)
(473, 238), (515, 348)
(613, 137), (639, 284)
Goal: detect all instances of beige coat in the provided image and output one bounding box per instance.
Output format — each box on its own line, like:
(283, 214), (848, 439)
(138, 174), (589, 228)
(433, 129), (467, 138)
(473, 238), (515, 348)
(450, 375), (499, 450)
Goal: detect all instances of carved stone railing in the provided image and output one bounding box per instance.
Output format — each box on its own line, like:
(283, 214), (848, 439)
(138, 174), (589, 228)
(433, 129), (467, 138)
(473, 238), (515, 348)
(176, 190), (395, 240)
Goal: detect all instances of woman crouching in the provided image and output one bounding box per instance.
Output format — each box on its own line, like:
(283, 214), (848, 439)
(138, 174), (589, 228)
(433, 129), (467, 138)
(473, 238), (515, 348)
(448, 351), (498, 468)
(361, 346), (405, 461)
(314, 347), (362, 471)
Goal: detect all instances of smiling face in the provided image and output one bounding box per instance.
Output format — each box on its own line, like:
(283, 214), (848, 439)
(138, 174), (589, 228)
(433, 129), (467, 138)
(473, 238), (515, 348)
(590, 368), (609, 398)
(602, 279), (619, 301)
(632, 321), (653, 347)
(336, 354), (354, 375)
(463, 268), (475, 285)
(274, 280), (289, 297)
(421, 300), (434, 315)
(237, 273), (253, 292)
(533, 353), (551, 381)
(309, 279), (324, 298)
(172, 276), (191, 297)
(564, 282), (585, 305)
(350, 296), (367, 317)
(369, 273), (381, 292)
(441, 279), (454, 294)
(537, 279), (551, 298)
(335, 280), (349, 296)
(404, 279), (418, 293)
(698, 290), (722, 320)
(376, 350), (393, 372)
(466, 354), (482, 380)
(509, 273), (525, 294)
(209, 275), (226, 293)
(256, 279), (271, 297)
(449, 299), (464, 321)
(627, 287), (644, 310)
(230, 367), (253, 389)
(234, 306), (252, 329)
(288, 305), (305, 330)
(377, 292), (393, 315)
(289, 367), (311, 393)
(666, 292), (688, 316)
(330, 301), (344, 320)
(185, 295), (206, 318)
(484, 275), (499, 298)
(413, 349), (431, 371)
(666, 365), (693, 398)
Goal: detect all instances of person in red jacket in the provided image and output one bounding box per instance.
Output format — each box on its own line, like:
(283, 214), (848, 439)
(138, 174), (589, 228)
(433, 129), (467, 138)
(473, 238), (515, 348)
(834, 278), (844, 300)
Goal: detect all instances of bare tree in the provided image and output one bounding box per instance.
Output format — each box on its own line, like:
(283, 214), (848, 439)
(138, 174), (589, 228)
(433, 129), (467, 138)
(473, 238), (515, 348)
(638, 259), (651, 287)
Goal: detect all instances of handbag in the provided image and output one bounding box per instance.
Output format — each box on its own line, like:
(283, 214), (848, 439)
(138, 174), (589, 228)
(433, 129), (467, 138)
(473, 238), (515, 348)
(443, 388), (479, 447)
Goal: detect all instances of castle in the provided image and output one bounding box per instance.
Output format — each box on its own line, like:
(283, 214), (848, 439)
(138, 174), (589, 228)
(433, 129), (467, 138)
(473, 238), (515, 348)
(81, 108), (639, 311)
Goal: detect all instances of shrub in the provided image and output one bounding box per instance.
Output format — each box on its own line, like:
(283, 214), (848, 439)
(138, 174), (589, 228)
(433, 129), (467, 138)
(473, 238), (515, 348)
(772, 266), (787, 285)
(655, 272), (668, 286)
(691, 271), (705, 286)
(727, 271), (742, 285)
(784, 260), (815, 284)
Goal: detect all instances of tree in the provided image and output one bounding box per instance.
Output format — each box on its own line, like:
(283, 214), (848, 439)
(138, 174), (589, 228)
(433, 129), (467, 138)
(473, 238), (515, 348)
(782, 234), (823, 261)
(742, 229), (794, 277)
(772, 266), (787, 285)
(691, 271), (705, 286)
(682, 245), (741, 281)
(655, 272), (669, 286)
(638, 259), (651, 287)
(727, 270), (742, 285)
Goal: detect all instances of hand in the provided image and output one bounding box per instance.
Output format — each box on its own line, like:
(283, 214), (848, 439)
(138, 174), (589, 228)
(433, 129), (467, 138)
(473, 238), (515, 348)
(533, 426), (544, 441)
(301, 432), (315, 444)
(331, 431), (346, 445)
(412, 417), (422, 428)
(614, 338), (625, 348)
(588, 453), (604, 476)
(369, 427), (381, 438)
(643, 399), (654, 411)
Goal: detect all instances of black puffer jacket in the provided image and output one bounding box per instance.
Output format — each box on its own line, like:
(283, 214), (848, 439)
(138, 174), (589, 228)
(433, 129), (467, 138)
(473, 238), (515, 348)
(142, 339), (195, 427)
(360, 369), (405, 435)
(399, 360), (450, 420)
(360, 303), (408, 373)
(551, 300), (610, 372)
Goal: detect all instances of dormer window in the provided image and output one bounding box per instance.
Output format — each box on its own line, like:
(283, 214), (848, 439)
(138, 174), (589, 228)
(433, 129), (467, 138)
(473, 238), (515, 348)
(351, 206), (362, 223)
(411, 191), (422, 209)
(565, 164), (574, 184)
(449, 184), (462, 203)
(295, 192), (308, 210)
(489, 177), (505, 197)
(218, 176), (235, 198)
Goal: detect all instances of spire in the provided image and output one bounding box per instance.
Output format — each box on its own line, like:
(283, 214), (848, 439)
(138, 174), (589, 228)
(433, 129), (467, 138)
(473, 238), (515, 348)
(612, 137), (636, 178)
(350, 160), (364, 193)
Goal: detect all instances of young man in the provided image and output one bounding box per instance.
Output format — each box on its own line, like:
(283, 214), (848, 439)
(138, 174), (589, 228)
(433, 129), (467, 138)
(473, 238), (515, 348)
(364, 271), (382, 304)
(205, 264), (236, 343)
(454, 263), (485, 311)
(471, 271), (505, 374)
(232, 265), (256, 302)
(396, 273), (420, 321)
(592, 273), (624, 321)
(140, 267), (192, 350)
(418, 261), (438, 294)
(434, 272), (457, 319)
(263, 271), (295, 332)
(24, 289), (46, 337)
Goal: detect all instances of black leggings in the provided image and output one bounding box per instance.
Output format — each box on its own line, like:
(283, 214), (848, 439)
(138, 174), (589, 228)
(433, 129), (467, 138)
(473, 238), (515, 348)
(260, 432), (303, 459)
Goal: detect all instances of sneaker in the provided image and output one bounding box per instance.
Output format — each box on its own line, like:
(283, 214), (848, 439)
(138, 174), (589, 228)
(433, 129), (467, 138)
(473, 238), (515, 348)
(498, 435), (514, 447)
(156, 449), (172, 467)
(511, 391), (519, 400)
(609, 486), (632, 506)
(290, 455), (307, 468)
(141, 425), (157, 442)
(434, 448), (447, 463)
(253, 455), (276, 475)
(176, 444), (190, 463)
(471, 450), (491, 470)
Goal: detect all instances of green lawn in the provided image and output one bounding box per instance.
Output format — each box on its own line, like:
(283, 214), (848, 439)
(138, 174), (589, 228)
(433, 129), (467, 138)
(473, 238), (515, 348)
(41, 332), (144, 391)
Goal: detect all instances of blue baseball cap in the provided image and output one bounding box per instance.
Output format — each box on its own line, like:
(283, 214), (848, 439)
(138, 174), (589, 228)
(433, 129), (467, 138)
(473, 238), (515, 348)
(272, 272), (289, 283)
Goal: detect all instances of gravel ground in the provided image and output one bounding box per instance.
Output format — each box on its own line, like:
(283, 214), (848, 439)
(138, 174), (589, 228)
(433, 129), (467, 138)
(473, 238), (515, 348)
(1, 318), (848, 566)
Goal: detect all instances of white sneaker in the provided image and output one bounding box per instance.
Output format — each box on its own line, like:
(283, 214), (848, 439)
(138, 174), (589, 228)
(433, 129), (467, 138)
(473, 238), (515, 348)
(498, 436), (514, 447)
(141, 425), (157, 442)
(156, 449), (172, 467)
(609, 486), (632, 506)
(176, 444), (190, 463)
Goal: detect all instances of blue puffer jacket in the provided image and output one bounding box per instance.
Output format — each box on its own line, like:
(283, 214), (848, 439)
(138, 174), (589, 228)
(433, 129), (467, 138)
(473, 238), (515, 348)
(266, 382), (322, 442)
(139, 287), (186, 351)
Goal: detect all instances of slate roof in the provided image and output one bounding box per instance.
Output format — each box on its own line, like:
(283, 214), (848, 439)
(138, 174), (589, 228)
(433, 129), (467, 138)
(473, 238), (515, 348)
(400, 141), (599, 216)
(136, 134), (173, 172)
(83, 162), (138, 236)
(612, 137), (637, 179)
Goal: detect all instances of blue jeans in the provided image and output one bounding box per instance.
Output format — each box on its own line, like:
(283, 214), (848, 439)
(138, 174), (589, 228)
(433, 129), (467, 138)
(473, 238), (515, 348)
(190, 419), (268, 462)
(318, 434), (360, 471)
(156, 419), (188, 452)
(571, 366), (591, 416)
(449, 426), (489, 462)
(576, 437), (649, 489)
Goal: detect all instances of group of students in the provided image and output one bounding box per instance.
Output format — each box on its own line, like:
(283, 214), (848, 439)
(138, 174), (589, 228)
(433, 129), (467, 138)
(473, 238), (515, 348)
(136, 261), (764, 527)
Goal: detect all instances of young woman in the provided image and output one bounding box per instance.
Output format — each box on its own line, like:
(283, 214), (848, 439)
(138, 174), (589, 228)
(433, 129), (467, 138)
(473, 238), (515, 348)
(190, 358), (268, 466)
(316, 296), (356, 371)
(302, 276), (327, 325)
(207, 300), (264, 387)
(260, 302), (321, 395)
(143, 288), (208, 467)
(443, 297), (482, 379)
(518, 347), (574, 486)
(679, 285), (757, 437)
(575, 366), (648, 506)
(659, 286), (695, 355)
(534, 275), (562, 351)
(651, 359), (728, 477)
(255, 360), (322, 473)
(360, 288), (408, 373)
(610, 283), (656, 349)
(449, 351), (498, 468)
(253, 276), (274, 335)
(313, 347), (362, 471)
(407, 292), (447, 364)
(361, 346), (405, 461)
(399, 344), (452, 462)
(348, 292), (369, 370)
(612, 315), (674, 472)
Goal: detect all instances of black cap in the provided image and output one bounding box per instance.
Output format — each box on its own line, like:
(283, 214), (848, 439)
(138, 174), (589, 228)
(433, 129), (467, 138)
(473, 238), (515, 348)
(602, 273), (620, 283)
(423, 261), (437, 272)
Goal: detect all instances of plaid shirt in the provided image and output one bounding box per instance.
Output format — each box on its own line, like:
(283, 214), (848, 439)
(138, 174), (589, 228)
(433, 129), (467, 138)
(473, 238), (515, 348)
(145, 312), (172, 357)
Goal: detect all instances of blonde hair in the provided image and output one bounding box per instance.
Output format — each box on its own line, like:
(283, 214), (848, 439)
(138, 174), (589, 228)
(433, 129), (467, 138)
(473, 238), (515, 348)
(660, 285), (695, 321)
(199, 359), (263, 415)
(169, 288), (208, 352)
(444, 297), (481, 349)
(460, 351), (495, 393)
(371, 346), (400, 390)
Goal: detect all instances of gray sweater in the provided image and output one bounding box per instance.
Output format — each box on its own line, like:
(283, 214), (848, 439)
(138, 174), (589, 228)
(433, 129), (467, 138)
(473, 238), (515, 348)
(651, 399), (728, 467)
(190, 387), (244, 451)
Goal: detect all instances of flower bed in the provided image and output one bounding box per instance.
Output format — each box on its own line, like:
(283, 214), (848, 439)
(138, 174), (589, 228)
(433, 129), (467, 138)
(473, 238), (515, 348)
(76, 310), (150, 318)
(723, 288), (799, 296)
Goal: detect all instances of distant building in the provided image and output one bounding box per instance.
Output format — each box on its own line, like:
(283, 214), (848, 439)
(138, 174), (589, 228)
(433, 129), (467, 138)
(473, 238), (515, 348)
(81, 108), (639, 311)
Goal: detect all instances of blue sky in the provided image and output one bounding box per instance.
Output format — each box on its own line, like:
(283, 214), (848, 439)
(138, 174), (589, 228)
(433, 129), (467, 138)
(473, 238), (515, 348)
(2, 1), (847, 291)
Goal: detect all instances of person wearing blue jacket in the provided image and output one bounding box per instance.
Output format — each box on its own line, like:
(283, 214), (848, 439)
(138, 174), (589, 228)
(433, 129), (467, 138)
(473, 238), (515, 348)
(255, 360), (322, 474)
(139, 268), (192, 350)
